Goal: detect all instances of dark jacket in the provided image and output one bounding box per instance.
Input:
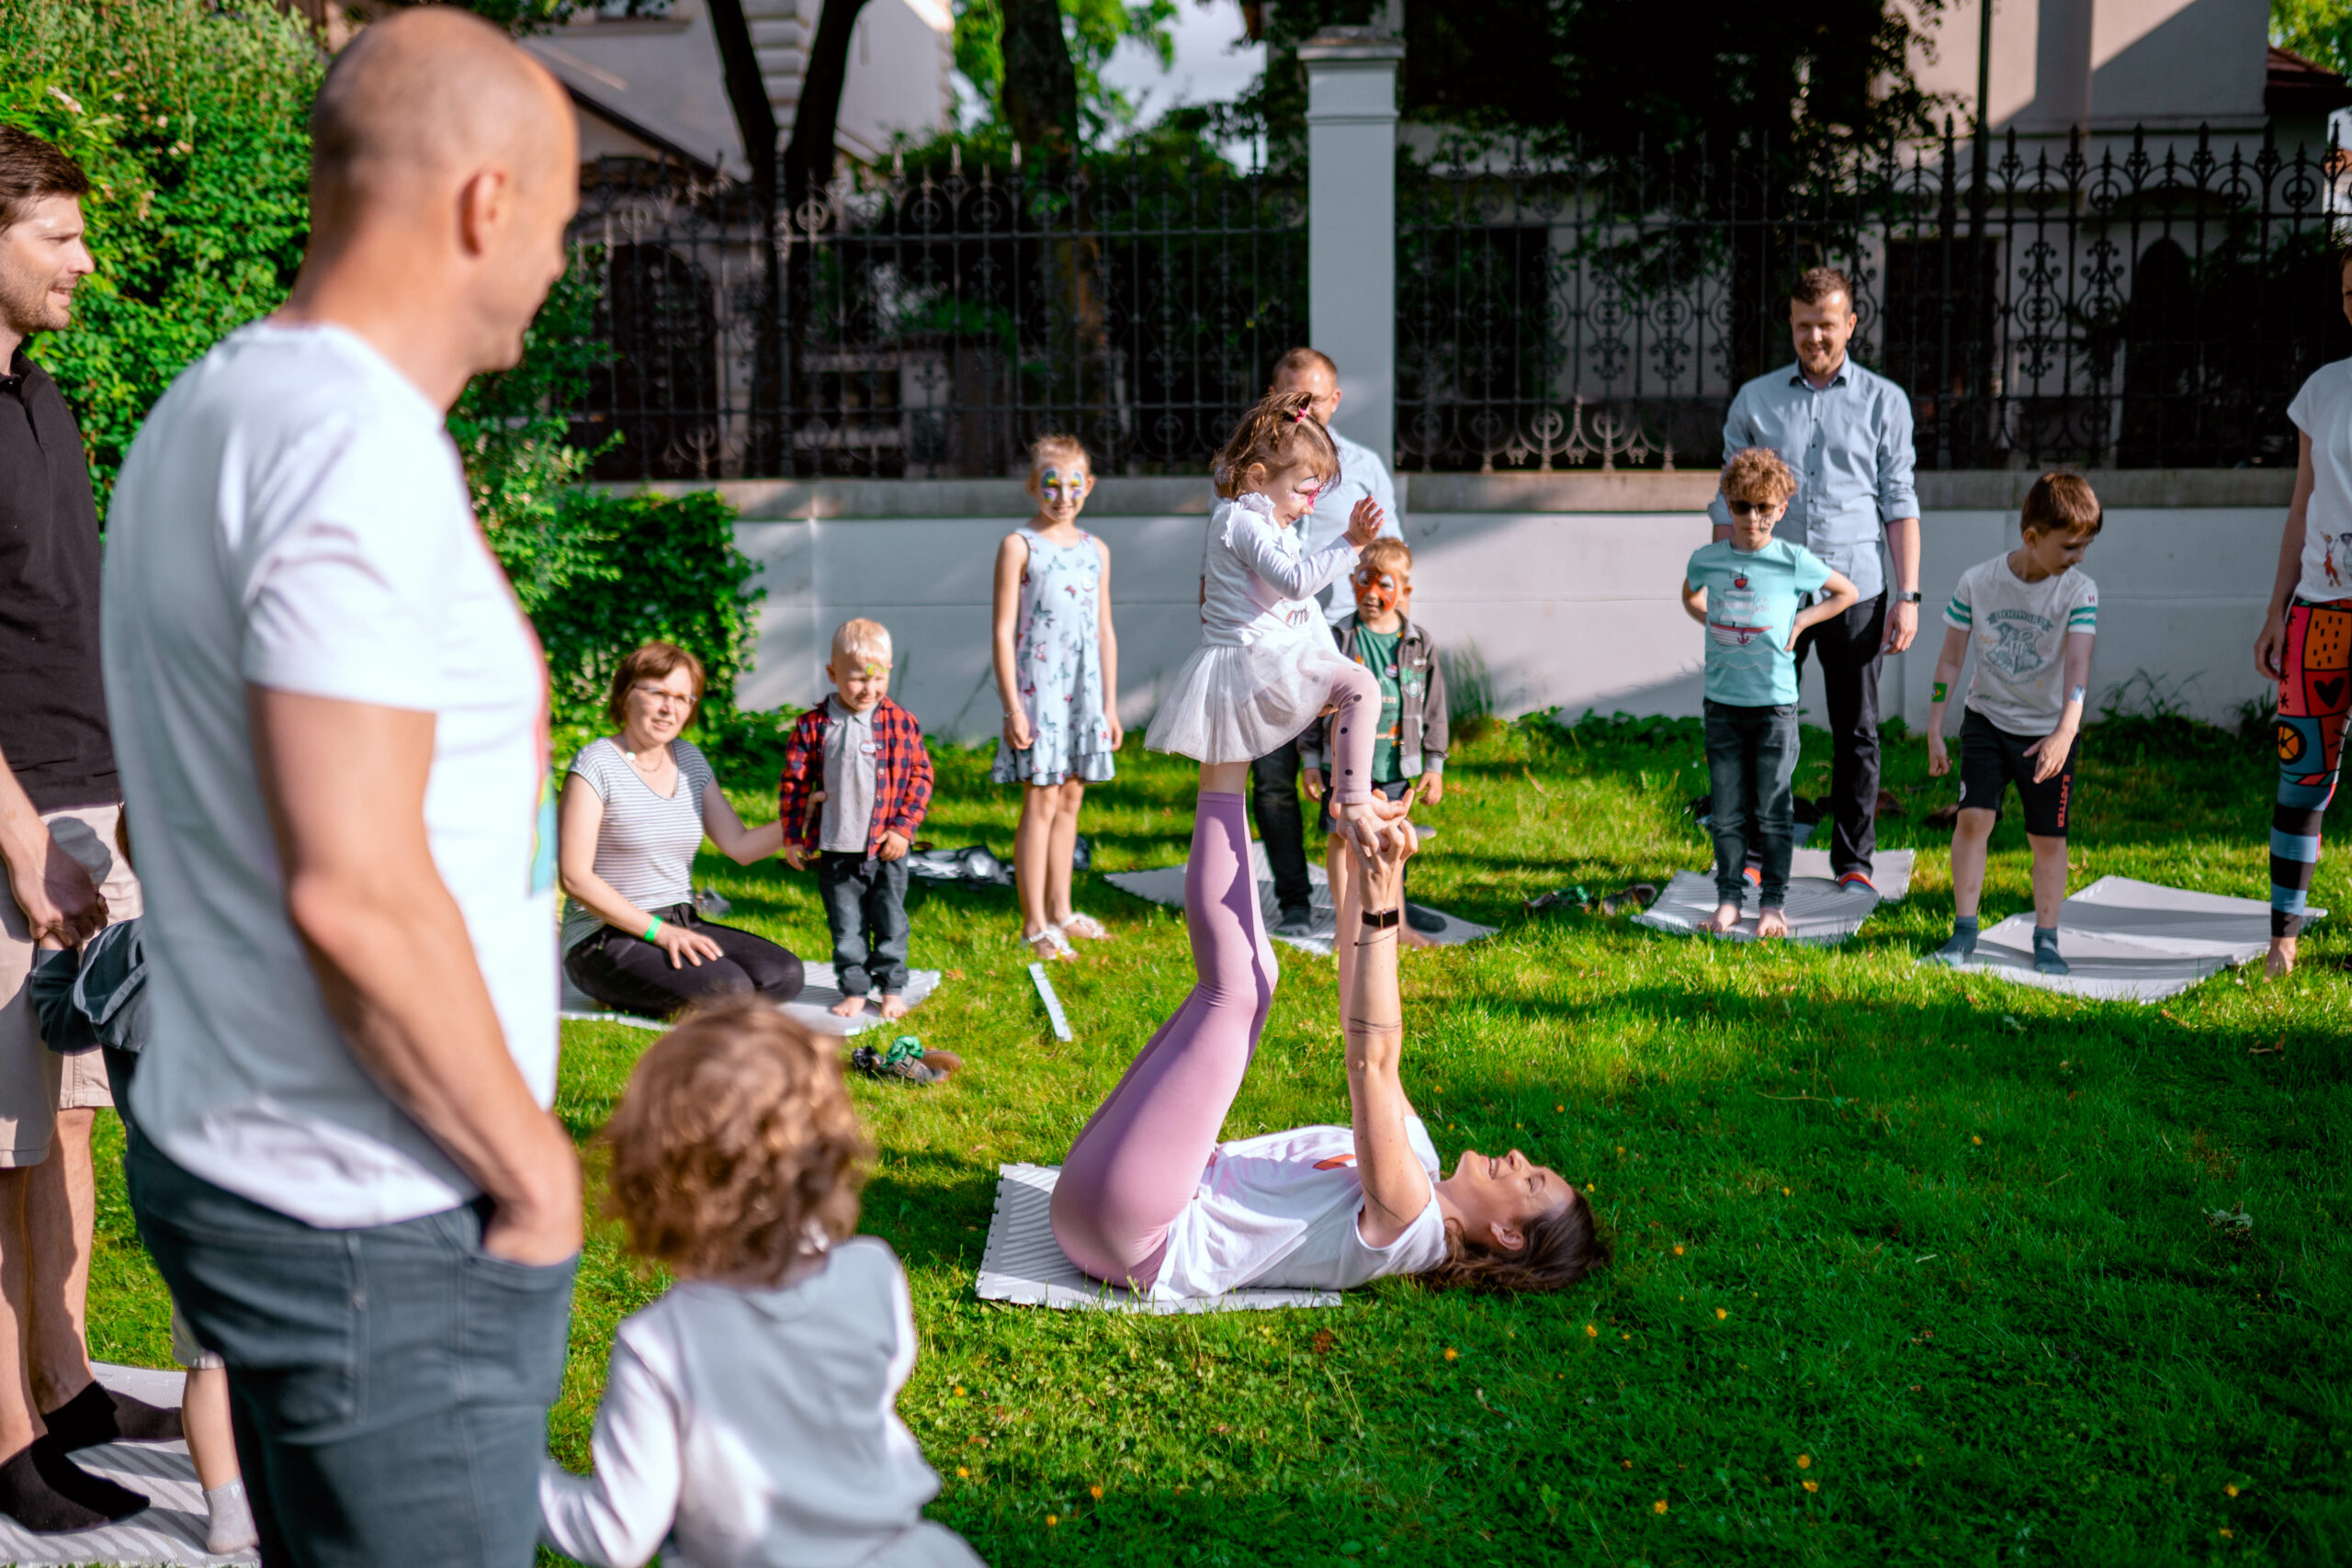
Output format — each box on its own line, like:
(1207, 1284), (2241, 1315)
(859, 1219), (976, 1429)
(1300, 614), (1449, 780)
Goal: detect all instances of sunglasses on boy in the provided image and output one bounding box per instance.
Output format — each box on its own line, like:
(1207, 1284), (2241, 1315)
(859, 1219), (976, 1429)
(1724, 501), (1777, 517)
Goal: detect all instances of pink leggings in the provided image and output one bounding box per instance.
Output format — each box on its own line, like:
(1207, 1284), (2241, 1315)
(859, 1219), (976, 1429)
(1322, 660), (1382, 806)
(1050, 791), (1276, 1288)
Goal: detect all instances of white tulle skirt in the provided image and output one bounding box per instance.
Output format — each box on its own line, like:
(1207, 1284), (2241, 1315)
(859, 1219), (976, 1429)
(1144, 628), (1359, 764)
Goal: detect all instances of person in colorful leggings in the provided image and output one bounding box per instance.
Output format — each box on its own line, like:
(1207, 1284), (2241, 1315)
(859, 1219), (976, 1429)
(2257, 253), (2352, 977)
(1049, 774), (1605, 1299)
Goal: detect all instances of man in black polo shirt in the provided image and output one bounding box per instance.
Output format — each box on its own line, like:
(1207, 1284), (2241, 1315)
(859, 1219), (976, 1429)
(0, 127), (176, 1532)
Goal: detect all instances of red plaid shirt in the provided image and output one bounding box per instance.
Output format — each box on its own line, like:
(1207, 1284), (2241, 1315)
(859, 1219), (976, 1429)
(777, 696), (933, 859)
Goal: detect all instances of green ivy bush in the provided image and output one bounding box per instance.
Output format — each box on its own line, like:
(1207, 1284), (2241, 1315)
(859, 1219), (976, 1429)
(3, 0), (781, 777)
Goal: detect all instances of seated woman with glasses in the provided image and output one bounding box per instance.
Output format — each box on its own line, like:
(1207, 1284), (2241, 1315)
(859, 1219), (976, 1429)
(558, 642), (806, 1019)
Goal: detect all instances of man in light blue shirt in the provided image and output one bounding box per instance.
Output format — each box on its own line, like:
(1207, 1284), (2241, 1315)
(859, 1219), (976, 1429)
(1711, 267), (1923, 890)
(1254, 347), (1404, 931)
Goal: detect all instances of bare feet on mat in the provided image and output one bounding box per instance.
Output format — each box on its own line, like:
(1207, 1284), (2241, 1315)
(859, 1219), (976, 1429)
(831, 993), (869, 1019)
(879, 993), (910, 1021)
(1698, 903), (1742, 935)
(2267, 936), (2297, 978)
(1755, 908), (1790, 940)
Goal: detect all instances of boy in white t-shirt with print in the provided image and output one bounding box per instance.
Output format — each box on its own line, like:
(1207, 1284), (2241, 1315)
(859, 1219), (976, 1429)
(1925, 472), (2102, 974)
(1681, 448), (1860, 938)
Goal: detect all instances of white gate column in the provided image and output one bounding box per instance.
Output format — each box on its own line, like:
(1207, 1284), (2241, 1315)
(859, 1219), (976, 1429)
(1299, 27), (1404, 463)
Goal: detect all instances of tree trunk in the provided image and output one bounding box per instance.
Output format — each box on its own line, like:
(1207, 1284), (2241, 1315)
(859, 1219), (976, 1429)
(785, 0), (872, 205)
(1001, 0), (1079, 152)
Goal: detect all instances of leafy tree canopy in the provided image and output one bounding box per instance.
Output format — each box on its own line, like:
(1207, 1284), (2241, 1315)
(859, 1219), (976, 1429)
(953, 0), (1185, 143)
(2275, 0), (2352, 77)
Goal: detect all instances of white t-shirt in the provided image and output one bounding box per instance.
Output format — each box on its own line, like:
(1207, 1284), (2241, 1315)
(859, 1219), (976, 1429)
(1943, 554), (2099, 734)
(538, 1238), (983, 1568)
(1198, 491), (1359, 650)
(561, 738), (718, 953)
(102, 321), (558, 1229)
(1153, 1118), (1450, 1300)
(2290, 358), (2352, 603)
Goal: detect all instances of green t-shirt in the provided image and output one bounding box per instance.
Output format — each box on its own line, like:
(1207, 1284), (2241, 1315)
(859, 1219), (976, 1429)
(1354, 626), (1406, 784)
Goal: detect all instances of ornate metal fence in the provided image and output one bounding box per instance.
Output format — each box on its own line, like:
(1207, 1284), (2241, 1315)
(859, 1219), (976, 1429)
(1396, 126), (2351, 473)
(563, 151), (1306, 481)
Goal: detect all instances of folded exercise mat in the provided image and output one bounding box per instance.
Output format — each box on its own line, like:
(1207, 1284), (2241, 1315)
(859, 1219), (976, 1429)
(1103, 838), (1496, 957)
(1925, 876), (2324, 1003)
(560, 962), (942, 1036)
(1634, 848), (1916, 945)
(977, 1164), (1340, 1314)
(0, 1362), (256, 1566)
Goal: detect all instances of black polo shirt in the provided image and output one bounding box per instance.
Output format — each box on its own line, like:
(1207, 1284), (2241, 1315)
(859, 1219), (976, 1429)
(0, 346), (116, 811)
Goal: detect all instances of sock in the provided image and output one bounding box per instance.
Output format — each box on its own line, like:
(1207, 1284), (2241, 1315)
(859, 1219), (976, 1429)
(205, 1479), (259, 1555)
(28, 1437), (146, 1523)
(40, 1380), (184, 1452)
(1934, 916), (1979, 962)
(2033, 924), (2068, 976)
(0, 1442), (109, 1535)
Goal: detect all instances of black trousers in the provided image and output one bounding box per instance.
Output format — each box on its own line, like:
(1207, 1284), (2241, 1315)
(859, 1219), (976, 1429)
(1787, 587), (1887, 877)
(563, 902), (806, 1021)
(818, 852), (911, 996)
(1249, 737), (1313, 914)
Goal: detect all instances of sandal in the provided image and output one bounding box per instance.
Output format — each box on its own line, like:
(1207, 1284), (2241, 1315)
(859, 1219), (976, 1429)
(1026, 926), (1076, 961)
(1597, 883), (1657, 916)
(852, 1035), (949, 1085)
(1058, 911), (1113, 942)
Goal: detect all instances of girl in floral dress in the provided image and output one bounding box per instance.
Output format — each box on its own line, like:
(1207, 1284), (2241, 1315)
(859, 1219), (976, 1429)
(991, 434), (1122, 959)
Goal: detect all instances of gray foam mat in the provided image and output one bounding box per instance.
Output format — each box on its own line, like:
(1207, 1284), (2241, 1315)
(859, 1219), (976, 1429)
(0, 1362), (255, 1565)
(1634, 849), (1915, 945)
(1927, 876), (2324, 1002)
(976, 1164), (1338, 1314)
(1104, 837), (1496, 957)
(561, 962), (941, 1035)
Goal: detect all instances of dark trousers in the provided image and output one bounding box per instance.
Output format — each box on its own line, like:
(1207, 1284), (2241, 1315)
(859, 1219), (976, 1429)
(563, 902), (804, 1021)
(127, 1134), (576, 1568)
(1249, 737), (1312, 914)
(1789, 587), (1887, 876)
(818, 852), (910, 996)
(1708, 700), (1801, 906)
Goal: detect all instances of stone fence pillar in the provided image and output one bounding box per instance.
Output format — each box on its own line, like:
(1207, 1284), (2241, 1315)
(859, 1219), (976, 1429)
(1298, 27), (1404, 464)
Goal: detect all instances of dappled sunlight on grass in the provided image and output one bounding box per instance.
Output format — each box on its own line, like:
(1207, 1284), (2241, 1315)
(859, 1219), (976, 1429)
(87, 716), (2352, 1564)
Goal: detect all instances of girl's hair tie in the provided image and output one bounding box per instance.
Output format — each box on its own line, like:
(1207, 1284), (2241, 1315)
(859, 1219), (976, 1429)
(1292, 408), (1306, 423)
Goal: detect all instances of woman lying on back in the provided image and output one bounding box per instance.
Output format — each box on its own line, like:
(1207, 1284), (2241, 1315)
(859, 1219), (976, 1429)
(1051, 781), (1605, 1299)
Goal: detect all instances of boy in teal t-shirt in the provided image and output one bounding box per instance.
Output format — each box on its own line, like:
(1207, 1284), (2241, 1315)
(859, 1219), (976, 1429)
(1680, 448), (1859, 936)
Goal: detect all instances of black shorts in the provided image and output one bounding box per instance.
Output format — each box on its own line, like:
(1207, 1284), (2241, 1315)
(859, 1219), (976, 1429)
(1957, 707), (2077, 837)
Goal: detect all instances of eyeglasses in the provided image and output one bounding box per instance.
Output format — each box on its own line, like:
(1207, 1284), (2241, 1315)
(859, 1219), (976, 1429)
(1724, 502), (1777, 517)
(631, 684), (696, 710)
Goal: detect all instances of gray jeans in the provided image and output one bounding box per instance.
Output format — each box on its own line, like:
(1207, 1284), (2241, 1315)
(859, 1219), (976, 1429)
(818, 851), (911, 995)
(126, 1134), (576, 1568)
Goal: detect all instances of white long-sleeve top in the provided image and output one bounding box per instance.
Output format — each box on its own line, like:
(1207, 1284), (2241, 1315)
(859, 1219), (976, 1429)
(1199, 491), (1360, 649)
(538, 1237), (984, 1568)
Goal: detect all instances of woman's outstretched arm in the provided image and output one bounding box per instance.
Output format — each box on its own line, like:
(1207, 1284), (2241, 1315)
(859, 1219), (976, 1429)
(1338, 824), (1433, 1249)
(698, 780), (783, 864)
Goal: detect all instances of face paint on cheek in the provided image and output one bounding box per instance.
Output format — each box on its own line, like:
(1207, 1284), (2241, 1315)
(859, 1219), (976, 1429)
(1353, 570), (1401, 615)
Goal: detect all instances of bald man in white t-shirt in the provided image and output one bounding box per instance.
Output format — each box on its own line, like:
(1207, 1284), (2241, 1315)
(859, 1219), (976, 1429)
(102, 13), (583, 1562)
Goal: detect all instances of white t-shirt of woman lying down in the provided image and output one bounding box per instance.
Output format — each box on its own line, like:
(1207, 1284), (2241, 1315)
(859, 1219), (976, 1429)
(539, 1237), (983, 1568)
(1151, 1118), (1450, 1300)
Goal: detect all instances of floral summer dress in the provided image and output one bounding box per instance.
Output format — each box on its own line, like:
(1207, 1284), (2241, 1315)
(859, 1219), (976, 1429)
(992, 527), (1116, 786)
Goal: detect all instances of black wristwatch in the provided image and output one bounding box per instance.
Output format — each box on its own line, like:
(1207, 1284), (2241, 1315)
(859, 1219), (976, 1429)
(1894, 591), (1922, 604)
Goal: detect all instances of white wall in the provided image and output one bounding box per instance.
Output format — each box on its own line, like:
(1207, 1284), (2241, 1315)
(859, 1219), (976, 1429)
(1909, 0), (2269, 134)
(707, 473), (2288, 743)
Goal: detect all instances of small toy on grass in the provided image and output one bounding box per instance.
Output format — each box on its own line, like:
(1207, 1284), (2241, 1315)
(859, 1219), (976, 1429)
(851, 1034), (959, 1085)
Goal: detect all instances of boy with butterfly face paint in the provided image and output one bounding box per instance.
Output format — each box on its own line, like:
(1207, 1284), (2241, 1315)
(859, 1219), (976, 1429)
(1303, 538), (1450, 942)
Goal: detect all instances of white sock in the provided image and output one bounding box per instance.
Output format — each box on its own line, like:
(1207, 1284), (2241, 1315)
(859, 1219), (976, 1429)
(204, 1478), (257, 1554)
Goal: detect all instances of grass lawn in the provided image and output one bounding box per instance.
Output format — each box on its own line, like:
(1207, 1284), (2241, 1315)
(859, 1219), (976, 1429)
(85, 711), (2352, 1566)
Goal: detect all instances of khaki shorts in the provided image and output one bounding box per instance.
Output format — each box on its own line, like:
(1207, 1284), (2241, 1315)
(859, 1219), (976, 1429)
(0, 804), (138, 1167)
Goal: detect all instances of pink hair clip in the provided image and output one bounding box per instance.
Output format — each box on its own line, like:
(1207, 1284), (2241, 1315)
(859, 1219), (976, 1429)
(1292, 408), (1306, 423)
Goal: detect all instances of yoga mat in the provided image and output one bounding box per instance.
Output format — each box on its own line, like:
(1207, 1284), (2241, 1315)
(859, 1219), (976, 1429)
(1926, 876), (2324, 1003)
(976, 1164), (1339, 1314)
(1634, 849), (1916, 945)
(1103, 838), (1497, 957)
(560, 962), (942, 1036)
(0, 1362), (256, 1565)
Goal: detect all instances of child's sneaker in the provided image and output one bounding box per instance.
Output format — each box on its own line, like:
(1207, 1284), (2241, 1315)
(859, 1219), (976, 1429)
(1928, 917), (1979, 966)
(1837, 870), (1878, 897)
(2032, 927), (2069, 976)
(852, 1036), (949, 1085)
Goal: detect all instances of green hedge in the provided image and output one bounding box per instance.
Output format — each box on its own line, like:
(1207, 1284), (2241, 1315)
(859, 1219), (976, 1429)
(3, 1), (777, 773)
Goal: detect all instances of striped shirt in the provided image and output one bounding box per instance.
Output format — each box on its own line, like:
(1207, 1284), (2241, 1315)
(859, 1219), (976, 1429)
(1944, 556), (2098, 734)
(560, 738), (717, 952)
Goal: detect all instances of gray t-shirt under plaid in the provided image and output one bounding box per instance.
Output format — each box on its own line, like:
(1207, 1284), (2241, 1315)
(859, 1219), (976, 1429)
(819, 697), (880, 854)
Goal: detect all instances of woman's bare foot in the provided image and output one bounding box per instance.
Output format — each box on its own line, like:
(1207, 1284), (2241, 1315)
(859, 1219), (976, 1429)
(1755, 908), (1790, 940)
(830, 993), (869, 1019)
(2267, 936), (2297, 978)
(1698, 903), (1742, 935)
(1399, 922), (1436, 949)
(879, 993), (910, 1021)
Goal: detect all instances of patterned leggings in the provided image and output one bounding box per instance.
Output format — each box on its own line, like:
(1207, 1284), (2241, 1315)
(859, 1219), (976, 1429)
(2272, 597), (2352, 938)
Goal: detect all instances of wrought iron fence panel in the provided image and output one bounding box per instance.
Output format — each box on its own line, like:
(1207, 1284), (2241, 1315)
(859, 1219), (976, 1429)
(1397, 124), (2350, 473)
(565, 151), (1306, 480)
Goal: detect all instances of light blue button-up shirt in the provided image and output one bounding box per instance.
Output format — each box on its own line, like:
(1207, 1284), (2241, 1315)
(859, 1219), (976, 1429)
(1708, 359), (1918, 601)
(1299, 427), (1402, 623)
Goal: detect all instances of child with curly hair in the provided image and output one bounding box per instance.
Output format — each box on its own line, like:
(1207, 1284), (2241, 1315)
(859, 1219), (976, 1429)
(538, 998), (980, 1568)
